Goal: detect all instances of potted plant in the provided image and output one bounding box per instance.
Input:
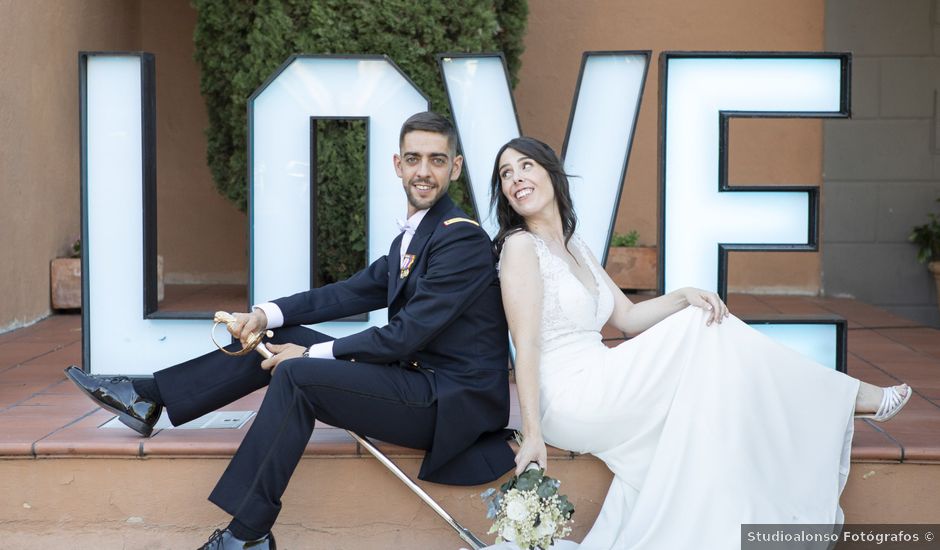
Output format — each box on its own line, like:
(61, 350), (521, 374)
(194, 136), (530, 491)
(606, 230), (657, 291)
(909, 197), (940, 311)
(50, 239), (164, 310)
(50, 239), (82, 309)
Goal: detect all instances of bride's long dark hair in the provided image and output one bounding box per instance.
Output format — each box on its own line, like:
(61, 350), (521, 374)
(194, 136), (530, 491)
(490, 137), (578, 254)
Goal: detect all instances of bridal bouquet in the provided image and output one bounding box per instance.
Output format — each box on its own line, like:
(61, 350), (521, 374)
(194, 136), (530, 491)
(481, 464), (575, 549)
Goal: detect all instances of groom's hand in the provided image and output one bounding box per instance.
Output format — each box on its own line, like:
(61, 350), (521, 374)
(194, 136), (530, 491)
(227, 309), (268, 347)
(261, 342), (306, 374)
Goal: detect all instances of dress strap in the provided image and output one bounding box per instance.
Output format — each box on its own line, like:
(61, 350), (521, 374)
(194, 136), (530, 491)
(573, 234), (602, 269)
(524, 231), (551, 261)
(498, 231), (555, 278)
(497, 230), (549, 276)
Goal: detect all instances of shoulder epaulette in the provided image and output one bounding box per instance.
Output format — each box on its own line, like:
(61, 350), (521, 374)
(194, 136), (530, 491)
(443, 217), (480, 227)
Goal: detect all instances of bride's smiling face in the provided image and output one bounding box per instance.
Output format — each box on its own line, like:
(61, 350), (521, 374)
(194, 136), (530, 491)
(498, 147), (556, 218)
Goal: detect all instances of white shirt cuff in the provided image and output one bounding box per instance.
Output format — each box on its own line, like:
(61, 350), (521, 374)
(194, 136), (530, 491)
(252, 302), (284, 329)
(307, 341), (335, 360)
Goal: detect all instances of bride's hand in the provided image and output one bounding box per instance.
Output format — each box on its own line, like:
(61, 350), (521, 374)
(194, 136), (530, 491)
(515, 433), (548, 475)
(681, 287), (729, 326)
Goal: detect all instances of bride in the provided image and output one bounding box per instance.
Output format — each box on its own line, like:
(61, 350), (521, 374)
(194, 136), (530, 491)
(486, 136), (911, 549)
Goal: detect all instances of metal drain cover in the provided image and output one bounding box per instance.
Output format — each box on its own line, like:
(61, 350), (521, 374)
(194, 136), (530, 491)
(100, 410), (255, 430)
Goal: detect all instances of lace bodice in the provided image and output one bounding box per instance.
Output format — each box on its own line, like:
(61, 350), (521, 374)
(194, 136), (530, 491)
(500, 232), (615, 360)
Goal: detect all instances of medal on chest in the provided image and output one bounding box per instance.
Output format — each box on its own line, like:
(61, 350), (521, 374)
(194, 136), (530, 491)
(400, 254), (416, 279)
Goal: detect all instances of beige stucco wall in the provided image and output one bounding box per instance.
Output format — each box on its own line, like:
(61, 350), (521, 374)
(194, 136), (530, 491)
(0, 0), (246, 331)
(0, 0), (141, 331)
(513, 0), (826, 293)
(140, 1), (247, 285)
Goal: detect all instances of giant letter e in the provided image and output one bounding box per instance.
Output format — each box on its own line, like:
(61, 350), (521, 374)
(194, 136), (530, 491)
(661, 53), (851, 370)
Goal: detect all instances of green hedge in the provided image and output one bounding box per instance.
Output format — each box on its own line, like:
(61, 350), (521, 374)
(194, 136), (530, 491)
(192, 0), (528, 283)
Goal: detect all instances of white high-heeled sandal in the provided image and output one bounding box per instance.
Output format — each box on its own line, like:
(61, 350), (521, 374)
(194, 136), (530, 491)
(856, 384), (912, 422)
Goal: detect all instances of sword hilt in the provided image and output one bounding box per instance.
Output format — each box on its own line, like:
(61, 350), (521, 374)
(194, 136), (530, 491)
(211, 311), (274, 358)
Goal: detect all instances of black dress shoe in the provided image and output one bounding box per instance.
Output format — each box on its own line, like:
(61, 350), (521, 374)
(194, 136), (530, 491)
(64, 365), (163, 437)
(198, 529), (276, 549)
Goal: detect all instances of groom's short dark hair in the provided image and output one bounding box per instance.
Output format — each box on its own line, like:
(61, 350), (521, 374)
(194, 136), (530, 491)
(399, 111), (458, 155)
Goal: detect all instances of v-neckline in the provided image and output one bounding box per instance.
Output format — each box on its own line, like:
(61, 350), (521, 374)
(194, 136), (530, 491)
(532, 233), (601, 307)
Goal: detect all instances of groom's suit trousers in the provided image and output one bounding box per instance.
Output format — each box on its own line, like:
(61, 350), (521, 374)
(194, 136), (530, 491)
(151, 195), (514, 533)
(153, 325), (438, 534)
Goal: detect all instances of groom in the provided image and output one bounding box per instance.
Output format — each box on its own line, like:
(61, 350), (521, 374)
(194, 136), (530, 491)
(66, 112), (515, 549)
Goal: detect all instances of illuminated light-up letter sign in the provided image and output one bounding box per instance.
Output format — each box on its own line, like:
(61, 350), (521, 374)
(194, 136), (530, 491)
(81, 53), (212, 375)
(81, 50), (850, 375)
(249, 55), (427, 338)
(660, 53), (851, 370)
(81, 53), (426, 375)
(440, 52), (651, 261)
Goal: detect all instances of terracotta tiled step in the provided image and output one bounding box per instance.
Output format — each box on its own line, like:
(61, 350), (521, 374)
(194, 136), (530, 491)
(0, 313), (83, 344)
(1, 311), (940, 464)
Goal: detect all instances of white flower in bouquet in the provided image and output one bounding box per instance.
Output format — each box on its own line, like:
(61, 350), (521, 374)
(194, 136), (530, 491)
(505, 493), (531, 522)
(535, 518), (556, 538)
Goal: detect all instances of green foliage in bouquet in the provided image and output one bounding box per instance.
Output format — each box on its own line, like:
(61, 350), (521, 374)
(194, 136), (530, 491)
(192, 0), (528, 283)
(909, 198), (940, 264)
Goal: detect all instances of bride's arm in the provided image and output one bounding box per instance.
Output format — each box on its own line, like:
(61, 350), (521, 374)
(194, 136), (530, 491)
(499, 234), (549, 475)
(591, 251), (728, 337)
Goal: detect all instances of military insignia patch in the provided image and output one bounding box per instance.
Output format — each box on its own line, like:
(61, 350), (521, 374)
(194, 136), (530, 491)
(400, 254), (416, 279)
(443, 217), (480, 227)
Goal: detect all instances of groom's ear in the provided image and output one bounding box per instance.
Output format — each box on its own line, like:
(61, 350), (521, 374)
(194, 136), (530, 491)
(393, 153), (404, 178)
(450, 154), (463, 181)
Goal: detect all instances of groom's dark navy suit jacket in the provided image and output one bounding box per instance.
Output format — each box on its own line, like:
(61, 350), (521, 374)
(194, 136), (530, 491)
(271, 195), (514, 484)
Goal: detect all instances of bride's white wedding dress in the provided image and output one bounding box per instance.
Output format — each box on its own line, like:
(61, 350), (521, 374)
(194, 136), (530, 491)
(486, 232), (859, 550)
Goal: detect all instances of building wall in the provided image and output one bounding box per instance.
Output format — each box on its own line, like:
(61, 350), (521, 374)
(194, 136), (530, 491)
(0, 0), (247, 331)
(0, 0), (141, 331)
(823, 0), (940, 327)
(140, 1), (247, 285)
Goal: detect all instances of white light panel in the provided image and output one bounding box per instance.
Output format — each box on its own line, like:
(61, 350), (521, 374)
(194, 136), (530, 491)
(663, 57), (841, 292)
(751, 323), (838, 370)
(85, 55), (211, 375)
(564, 54), (647, 260)
(440, 56), (520, 236)
(250, 57), (427, 337)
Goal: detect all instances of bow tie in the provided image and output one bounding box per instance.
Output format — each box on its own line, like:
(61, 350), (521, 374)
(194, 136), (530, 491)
(396, 219), (418, 236)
